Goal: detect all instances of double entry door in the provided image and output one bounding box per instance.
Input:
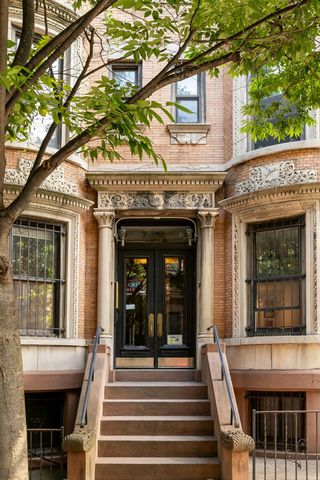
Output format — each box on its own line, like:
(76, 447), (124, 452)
(116, 247), (195, 368)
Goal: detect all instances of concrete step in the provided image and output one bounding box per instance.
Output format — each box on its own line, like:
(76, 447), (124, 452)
(105, 382), (208, 400)
(112, 369), (201, 383)
(103, 399), (211, 416)
(95, 456), (220, 480)
(98, 435), (217, 457)
(100, 416), (214, 436)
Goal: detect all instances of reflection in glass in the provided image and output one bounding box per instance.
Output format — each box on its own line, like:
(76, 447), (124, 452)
(176, 76), (198, 96)
(176, 99), (199, 123)
(165, 257), (184, 344)
(125, 258), (148, 346)
(256, 227), (299, 278)
(113, 68), (138, 88)
(29, 57), (63, 149)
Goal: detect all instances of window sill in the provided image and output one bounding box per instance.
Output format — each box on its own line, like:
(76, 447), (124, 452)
(166, 123), (210, 145)
(21, 337), (88, 347)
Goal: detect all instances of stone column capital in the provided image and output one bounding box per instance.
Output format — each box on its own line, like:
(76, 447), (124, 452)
(197, 208), (219, 229)
(94, 209), (115, 229)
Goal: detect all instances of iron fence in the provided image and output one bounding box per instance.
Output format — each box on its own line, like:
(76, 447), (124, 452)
(252, 410), (320, 480)
(28, 427), (66, 480)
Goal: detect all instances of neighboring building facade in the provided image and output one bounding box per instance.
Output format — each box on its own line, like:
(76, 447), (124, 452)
(5, 1), (320, 444)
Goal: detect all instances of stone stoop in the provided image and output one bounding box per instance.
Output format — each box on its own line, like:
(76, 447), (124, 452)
(95, 369), (221, 480)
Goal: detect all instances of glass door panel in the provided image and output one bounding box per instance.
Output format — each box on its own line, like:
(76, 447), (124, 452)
(164, 257), (185, 346)
(125, 257), (148, 347)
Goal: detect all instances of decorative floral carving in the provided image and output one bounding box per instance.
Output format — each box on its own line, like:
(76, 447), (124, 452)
(166, 124), (210, 145)
(99, 192), (214, 209)
(31, 205), (79, 338)
(233, 76), (249, 157)
(5, 159), (78, 196)
(197, 209), (219, 228)
(94, 210), (115, 229)
(232, 216), (240, 338)
(235, 161), (317, 195)
(313, 202), (318, 333)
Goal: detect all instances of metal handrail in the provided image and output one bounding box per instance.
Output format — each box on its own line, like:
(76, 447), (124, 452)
(210, 325), (240, 428)
(80, 325), (101, 428)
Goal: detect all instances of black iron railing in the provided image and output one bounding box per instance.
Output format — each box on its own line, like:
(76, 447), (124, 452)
(28, 427), (65, 479)
(252, 410), (320, 480)
(209, 325), (240, 428)
(80, 325), (102, 428)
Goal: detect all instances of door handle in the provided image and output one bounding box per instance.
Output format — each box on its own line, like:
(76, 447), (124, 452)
(148, 313), (154, 337)
(157, 313), (163, 337)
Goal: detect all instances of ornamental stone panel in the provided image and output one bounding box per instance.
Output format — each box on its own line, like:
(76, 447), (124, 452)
(5, 158), (79, 196)
(235, 160), (317, 196)
(98, 191), (214, 209)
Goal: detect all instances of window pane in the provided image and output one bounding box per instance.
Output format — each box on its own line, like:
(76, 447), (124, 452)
(253, 93), (305, 149)
(176, 76), (198, 96)
(256, 227), (299, 278)
(256, 280), (300, 309)
(113, 68), (138, 87)
(29, 57), (63, 149)
(176, 99), (199, 123)
(165, 257), (184, 343)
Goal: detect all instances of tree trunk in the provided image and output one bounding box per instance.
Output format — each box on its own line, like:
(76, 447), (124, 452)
(0, 218), (28, 480)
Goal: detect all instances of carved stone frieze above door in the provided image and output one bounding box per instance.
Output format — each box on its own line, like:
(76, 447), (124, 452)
(98, 191), (215, 210)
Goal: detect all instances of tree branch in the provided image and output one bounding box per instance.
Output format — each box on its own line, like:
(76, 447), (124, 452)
(5, 0), (118, 119)
(29, 29), (95, 176)
(128, 0), (200, 106)
(169, 0), (309, 74)
(12, 0), (34, 67)
(3, 47), (241, 220)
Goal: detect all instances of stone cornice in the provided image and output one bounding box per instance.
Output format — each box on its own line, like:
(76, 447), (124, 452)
(4, 185), (93, 212)
(9, 0), (78, 29)
(86, 171), (226, 192)
(220, 183), (320, 217)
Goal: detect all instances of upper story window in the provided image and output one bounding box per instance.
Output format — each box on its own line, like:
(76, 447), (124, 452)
(15, 30), (63, 150)
(175, 74), (204, 123)
(252, 92), (306, 150)
(112, 63), (141, 90)
(246, 216), (305, 337)
(10, 219), (66, 337)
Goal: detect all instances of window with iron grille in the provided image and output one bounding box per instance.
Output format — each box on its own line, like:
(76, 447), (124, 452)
(175, 74), (204, 123)
(10, 219), (66, 336)
(246, 216), (305, 336)
(247, 391), (306, 451)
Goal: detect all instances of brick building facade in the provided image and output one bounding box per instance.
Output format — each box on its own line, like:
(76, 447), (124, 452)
(5, 0), (320, 451)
